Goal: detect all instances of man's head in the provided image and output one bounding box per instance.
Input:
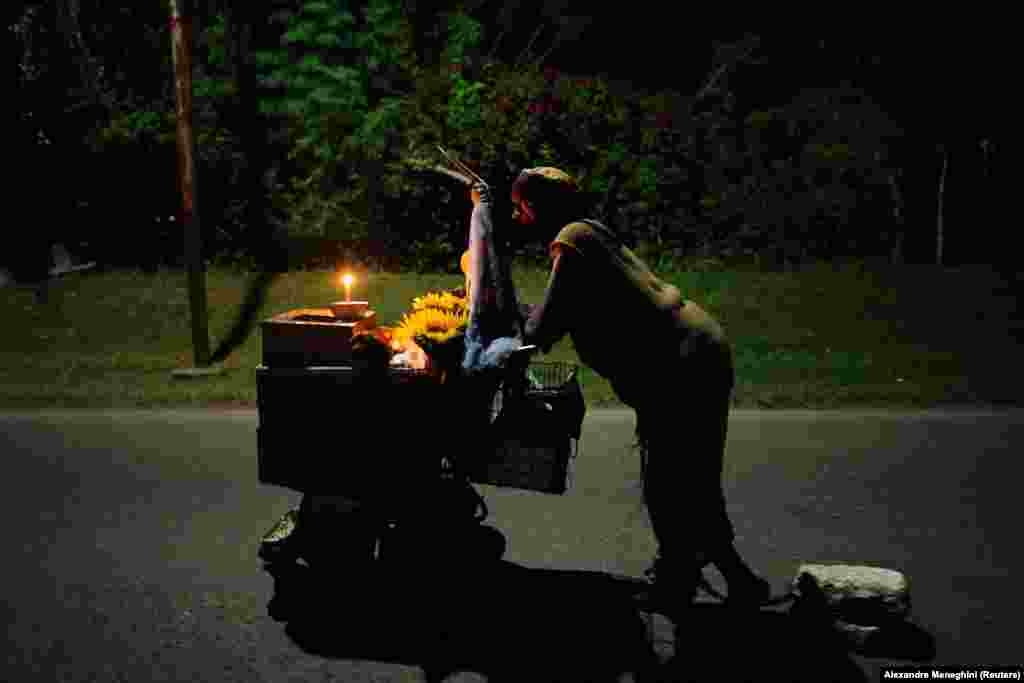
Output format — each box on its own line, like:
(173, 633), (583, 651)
(510, 167), (584, 240)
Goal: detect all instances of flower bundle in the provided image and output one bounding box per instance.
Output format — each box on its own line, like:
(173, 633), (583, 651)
(411, 291), (468, 316)
(393, 290), (469, 374)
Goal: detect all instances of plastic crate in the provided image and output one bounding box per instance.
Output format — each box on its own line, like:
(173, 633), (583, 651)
(256, 360), (585, 497)
(256, 365), (446, 499)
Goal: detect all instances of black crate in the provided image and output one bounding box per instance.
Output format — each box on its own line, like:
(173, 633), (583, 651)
(466, 362), (585, 495)
(256, 365), (447, 500)
(257, 362), (585, 498)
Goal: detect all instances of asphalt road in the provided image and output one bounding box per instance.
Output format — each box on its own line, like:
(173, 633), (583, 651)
(1, 408), (1021, 682)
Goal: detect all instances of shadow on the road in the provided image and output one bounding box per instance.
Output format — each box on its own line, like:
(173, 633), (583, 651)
(269, 558), (656, 682)
(259, 523), (933, 683)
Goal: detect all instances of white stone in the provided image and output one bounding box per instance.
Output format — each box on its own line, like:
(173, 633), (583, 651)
(792, 564), (911, 624)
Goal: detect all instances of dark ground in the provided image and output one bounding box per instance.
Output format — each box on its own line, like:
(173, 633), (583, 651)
(1, 408), (1021, 681)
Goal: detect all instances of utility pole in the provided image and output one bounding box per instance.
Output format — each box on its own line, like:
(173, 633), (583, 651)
(935, 144), (948, 268)
(352, 0), (386, 272)
(169, 0), (222, 378)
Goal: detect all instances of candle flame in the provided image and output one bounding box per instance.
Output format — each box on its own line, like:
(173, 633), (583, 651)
(342, 273), (354, 287)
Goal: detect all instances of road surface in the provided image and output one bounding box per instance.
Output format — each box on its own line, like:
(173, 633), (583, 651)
(1, 408), (1021, 681)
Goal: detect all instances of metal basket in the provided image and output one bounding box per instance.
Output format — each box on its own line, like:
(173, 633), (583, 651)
(471, 361), (585, 495)
(490, 361), (579, 421)
(526, 361), (579, 389)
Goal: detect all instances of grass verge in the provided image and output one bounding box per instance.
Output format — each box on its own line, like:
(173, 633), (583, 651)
(0, 262), (1019, 410)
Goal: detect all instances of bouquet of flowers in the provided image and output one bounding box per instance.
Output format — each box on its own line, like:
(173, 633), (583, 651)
(392, 290), (469, 379)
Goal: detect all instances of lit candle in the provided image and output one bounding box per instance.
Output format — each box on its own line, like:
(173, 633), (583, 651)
(330, 274), (367, 322)
(342, 273), (354, 302)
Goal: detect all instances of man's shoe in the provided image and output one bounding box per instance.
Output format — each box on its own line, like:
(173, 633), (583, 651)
(641, 556), (708, 616)
(724, 575), (772, 609)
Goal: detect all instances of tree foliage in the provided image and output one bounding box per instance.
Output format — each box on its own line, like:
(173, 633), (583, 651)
(10, 3), (998, 274)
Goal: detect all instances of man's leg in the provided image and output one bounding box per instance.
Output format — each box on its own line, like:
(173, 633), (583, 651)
(640, 393), (733, 610)
(697, 371), (771, 605)
(641, 365), (768, 607)
(643, 391), (735, 542)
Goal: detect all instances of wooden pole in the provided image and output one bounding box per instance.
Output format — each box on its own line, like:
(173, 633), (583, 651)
(935, 144), (948, 267)
(169, 0), (218, 376)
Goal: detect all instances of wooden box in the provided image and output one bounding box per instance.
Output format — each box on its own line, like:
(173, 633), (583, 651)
(260, 307), (377, 368)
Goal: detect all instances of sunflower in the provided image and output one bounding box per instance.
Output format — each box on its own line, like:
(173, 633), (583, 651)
(393, 307), (468, 348)
(411, 291), (467, 315)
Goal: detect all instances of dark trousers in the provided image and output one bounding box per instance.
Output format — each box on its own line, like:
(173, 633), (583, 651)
(633, 340), (736, 562)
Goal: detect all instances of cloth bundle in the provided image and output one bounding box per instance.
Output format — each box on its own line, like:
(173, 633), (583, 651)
(461, 184), (525, 373)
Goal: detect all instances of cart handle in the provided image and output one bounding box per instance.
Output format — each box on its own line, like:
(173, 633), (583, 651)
(498, 345), (538, 403)
(505, 344), (538, 373)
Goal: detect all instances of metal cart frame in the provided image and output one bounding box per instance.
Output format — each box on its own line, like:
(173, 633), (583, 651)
(256, 345), (585, 567)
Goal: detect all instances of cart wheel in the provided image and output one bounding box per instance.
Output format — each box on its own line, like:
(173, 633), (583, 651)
(263, 560), (312, 622)
(296, 497), (382, 574)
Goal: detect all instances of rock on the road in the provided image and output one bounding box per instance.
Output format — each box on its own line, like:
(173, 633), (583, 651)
(792, 564), (911, 625)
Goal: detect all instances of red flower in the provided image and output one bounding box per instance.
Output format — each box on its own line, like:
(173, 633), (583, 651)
(528, 102), (542, 115)
(543, 66), (561, 82)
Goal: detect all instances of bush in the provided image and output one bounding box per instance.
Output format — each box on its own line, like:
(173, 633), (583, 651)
(406, 234), (459, 274)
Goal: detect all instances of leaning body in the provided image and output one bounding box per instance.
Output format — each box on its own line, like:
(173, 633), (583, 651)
(498, 168), (770, 608)
(546, 219), (733, 410)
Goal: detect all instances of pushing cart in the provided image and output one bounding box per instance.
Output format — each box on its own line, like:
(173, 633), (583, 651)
(252, 309), (802, 683)
(254, 307), (586, 614)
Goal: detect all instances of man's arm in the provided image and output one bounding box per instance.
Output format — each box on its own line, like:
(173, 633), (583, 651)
(523, 245), (573, 353)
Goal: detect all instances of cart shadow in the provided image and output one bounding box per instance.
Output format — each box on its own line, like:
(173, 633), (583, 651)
(263, 553), (931, 682)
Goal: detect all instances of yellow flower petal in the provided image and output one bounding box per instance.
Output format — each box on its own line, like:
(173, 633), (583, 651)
(392, 303), (467, 347)
(412, 291), (467, 314)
